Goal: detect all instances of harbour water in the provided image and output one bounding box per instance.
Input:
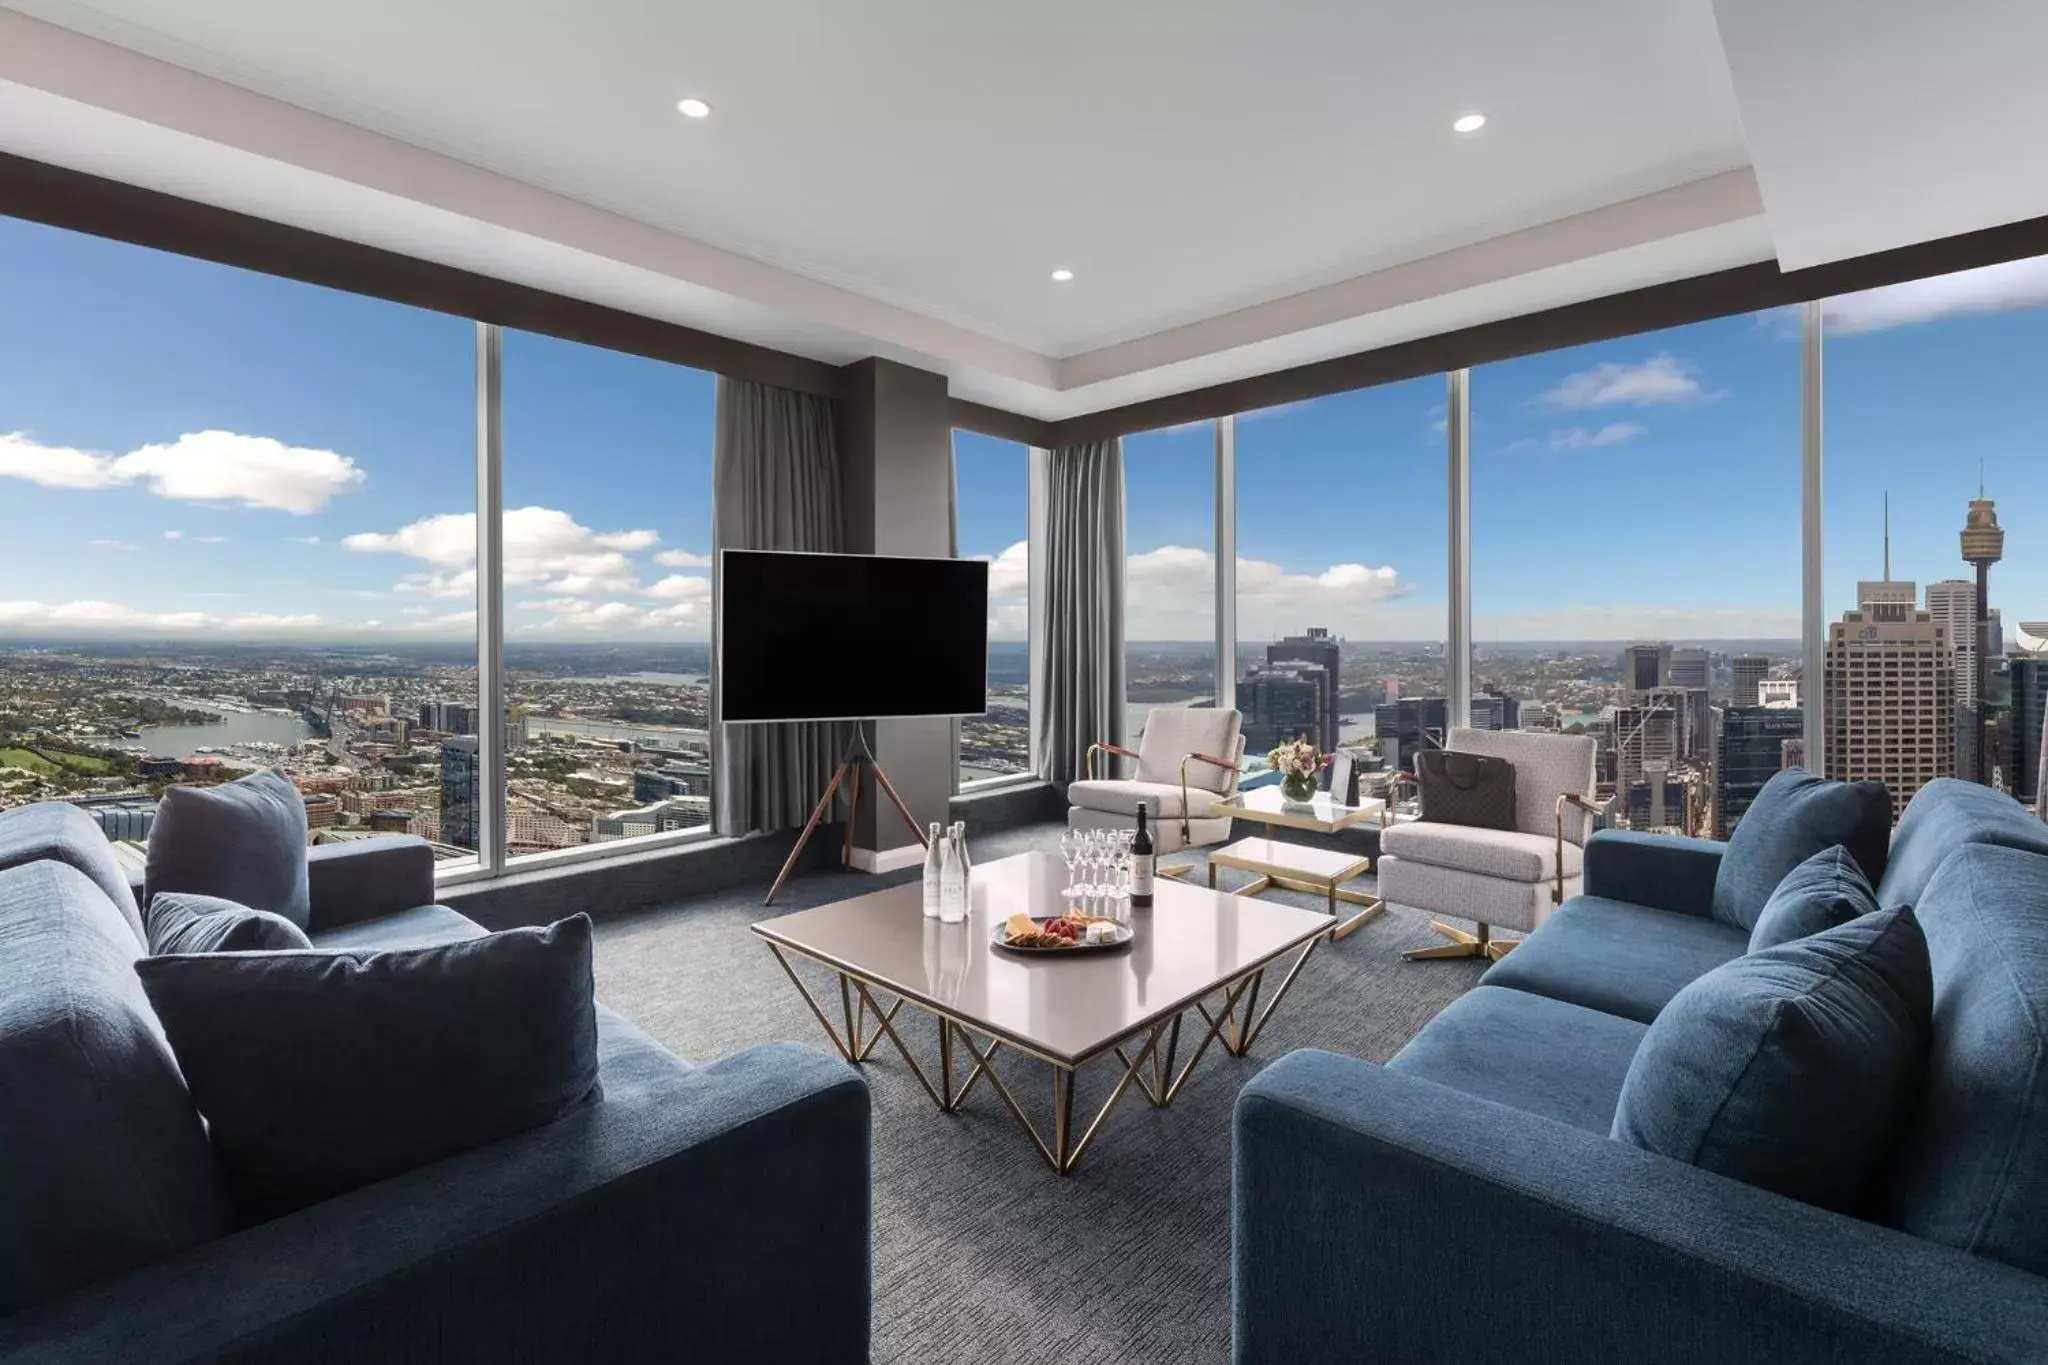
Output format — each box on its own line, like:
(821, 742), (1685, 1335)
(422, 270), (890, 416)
(135, 708), (314, 757)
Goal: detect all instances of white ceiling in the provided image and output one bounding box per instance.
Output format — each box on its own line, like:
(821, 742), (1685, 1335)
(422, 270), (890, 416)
(0, 1), (2042, 421)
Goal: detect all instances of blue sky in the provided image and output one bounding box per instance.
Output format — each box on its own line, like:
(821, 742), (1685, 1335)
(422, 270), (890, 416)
(7, 210), (2045, 645)
(0, 214), (716, 640)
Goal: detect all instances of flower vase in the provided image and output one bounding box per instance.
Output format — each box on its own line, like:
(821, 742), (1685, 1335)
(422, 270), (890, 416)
(1280, 771), (1316, 804)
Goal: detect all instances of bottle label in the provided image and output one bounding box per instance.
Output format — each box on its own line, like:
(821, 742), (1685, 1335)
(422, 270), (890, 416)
(1132, 854), (1154, 896)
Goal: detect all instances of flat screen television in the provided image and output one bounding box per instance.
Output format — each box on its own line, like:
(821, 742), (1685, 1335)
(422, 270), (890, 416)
(718, 549), (988, 723)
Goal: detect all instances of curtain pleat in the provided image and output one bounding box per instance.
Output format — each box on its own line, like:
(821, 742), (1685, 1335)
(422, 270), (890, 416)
(1031, 439), (1125, 785)
(712, 376), (849, 835)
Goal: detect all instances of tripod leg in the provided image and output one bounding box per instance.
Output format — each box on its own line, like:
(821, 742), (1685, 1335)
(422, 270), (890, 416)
(765, 761), (851, 905)
(843, 762), (863, 867)
(866, 758), (931, 849)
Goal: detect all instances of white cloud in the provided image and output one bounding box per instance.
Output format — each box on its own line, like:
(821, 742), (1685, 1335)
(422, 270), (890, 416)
(1542, 423), (1646, 451)
(112, 431), (364, 513)
(344, 506), (656, 597)
(1824, 255), (2048, 335)
(88, 539), (141, 551)
(1541, 354), (1707, 409)
(290, 535), (322, 546)
(1118, 545), (1419, 642)
(194, 534), (227, 544)
(0, 428), (364, 513)
(0, 599), (323, 636)
(161, 530), (183, 540)
(653, 549), (712, 569)
(0, 433), (126, 489)
(974, 541), (1028, 602)
(644, 574), (713, 601)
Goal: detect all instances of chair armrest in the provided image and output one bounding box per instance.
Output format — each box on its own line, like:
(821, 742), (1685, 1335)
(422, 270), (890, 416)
(1177, 750), (1241, 840)
(0, 1042), (872, 1365)
(1233, 1051), (2048, 1365)
(1085, 741), (1139, 781)
(1581, 828), (1724, 918)
(306, 835), (439, 932)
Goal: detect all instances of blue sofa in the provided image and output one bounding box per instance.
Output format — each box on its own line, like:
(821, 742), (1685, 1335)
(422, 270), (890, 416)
(1234, 779), (2048, 1363)
(0, 803), (871, 1363)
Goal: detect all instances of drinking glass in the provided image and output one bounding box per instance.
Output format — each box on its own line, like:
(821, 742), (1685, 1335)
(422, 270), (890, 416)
(1059, 828), (1082, 898)
(1109, 844), (1134, 922)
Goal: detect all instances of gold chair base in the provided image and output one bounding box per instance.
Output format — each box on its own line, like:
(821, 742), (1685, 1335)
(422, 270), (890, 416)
(1401, 921), (1519, 963)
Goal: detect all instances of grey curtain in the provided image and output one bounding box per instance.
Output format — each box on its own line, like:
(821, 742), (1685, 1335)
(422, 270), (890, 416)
(1032, 439), (1126, 785)
(712, 376), (849, 835)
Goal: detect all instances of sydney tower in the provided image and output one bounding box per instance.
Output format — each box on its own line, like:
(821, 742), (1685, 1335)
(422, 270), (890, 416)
(1960, 495), (2004, 784)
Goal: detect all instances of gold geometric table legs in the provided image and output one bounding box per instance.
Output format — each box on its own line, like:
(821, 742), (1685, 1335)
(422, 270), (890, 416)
(763, 940), (1317, 1176)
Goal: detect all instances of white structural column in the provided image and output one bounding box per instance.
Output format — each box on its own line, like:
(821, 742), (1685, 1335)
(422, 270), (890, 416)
(474, 322), (507, 876)
(1801, 301), (1826, 774)
(1213, 415), (1238, 715)
(1446, 369), (1473, 731)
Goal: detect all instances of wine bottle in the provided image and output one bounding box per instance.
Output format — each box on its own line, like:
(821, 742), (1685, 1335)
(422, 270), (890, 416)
(1131, 802), (1155, 908)
(922, 821), (944, 919)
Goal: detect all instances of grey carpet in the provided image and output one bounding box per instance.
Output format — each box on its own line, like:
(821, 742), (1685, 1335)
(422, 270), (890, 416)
(590, 822), (1487, 1364)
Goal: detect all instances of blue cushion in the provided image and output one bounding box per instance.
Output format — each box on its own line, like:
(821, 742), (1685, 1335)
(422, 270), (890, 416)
(1748, 845), (1877, 952)
(136, 914), (600, 1223)
(1612, 905), (1932, 1211)
(1877, 777), (2048, 910)
(0, 861), (235, 1314)
(145, 892), (313, 954)
(0, 800), (147, 946)
(145, 769), (310, 928)
(1480, 895), (1749, 1024)
(1388, 985), (1647, 1134)
(310, 902), (486, 952)
(1711, 768), (1891, 932)
(1883, 843), (2048, 1276)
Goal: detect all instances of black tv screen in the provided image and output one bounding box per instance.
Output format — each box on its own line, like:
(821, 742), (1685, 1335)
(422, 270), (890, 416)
(719, 550), (988, 723)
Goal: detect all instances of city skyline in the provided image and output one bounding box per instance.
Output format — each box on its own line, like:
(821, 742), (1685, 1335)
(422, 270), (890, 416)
(3, 213), (2046, 644)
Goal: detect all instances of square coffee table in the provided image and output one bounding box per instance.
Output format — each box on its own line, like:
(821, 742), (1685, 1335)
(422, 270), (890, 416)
(752, 850), (1334, 1174)
(1213, 787), (1387, 939)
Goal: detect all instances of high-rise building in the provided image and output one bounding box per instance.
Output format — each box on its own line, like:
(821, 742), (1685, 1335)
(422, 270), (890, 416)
(2011, 655), (2047, 811)
(419, 700), (479, 736)
(1717, 705), (1806, 836)
(1823, 577), (1955, 806)
(1732, 654), (1770, 707)
(1757, 678), (1801, 709)
(1961, 496), (2005, 784)
(1468, 693), (1519, 732)
(1611, 700), (1680, 788)
(1373, 696), (1448, 776)
(1670, 648), (1709, 690)
(1266, 627), (1342, 752)
(440, 736), (480, 852)
(1241, 665), (1327, 756)
(1624, 641), (1672, 694)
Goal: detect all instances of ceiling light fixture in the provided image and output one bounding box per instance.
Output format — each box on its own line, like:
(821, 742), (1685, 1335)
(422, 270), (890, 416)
(1453, 113), (1487, 134)
(1050, 268), (1074, 282)
(677, 97), (712, 119)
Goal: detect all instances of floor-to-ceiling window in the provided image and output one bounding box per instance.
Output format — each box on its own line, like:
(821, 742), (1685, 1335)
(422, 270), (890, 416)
(954, 431), (1031, 784)
(1123, 423), (1219, 749)
(0, 214), (480, 867)
(1822, 257), (2048, 815)
(1470, 314), (1800, 835)
(1232, 383), (1447, 787)
(491, 331), (717, 861)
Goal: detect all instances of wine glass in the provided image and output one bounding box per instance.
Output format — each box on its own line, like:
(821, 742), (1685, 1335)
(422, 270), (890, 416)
(1109, 841), (1134, 922)
(1059, 828), (1083, 902)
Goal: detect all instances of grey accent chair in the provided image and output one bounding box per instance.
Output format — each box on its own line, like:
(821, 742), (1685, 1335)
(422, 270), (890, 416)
(1067, 707), (1245, 855)
(1378, 727), (1602, 961)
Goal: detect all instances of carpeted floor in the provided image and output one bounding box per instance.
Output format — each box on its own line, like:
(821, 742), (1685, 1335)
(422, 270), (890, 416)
(590, 822), (1487, 1364)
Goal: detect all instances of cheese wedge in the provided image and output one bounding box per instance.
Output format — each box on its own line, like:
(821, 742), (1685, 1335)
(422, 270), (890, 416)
(1004, 912), (1037, 941)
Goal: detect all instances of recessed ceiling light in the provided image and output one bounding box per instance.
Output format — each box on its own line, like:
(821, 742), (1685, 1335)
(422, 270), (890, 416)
(1050, 268), (1074, 282)
(1453, 113), (1487, 134)
(677, 97), (712, 119)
